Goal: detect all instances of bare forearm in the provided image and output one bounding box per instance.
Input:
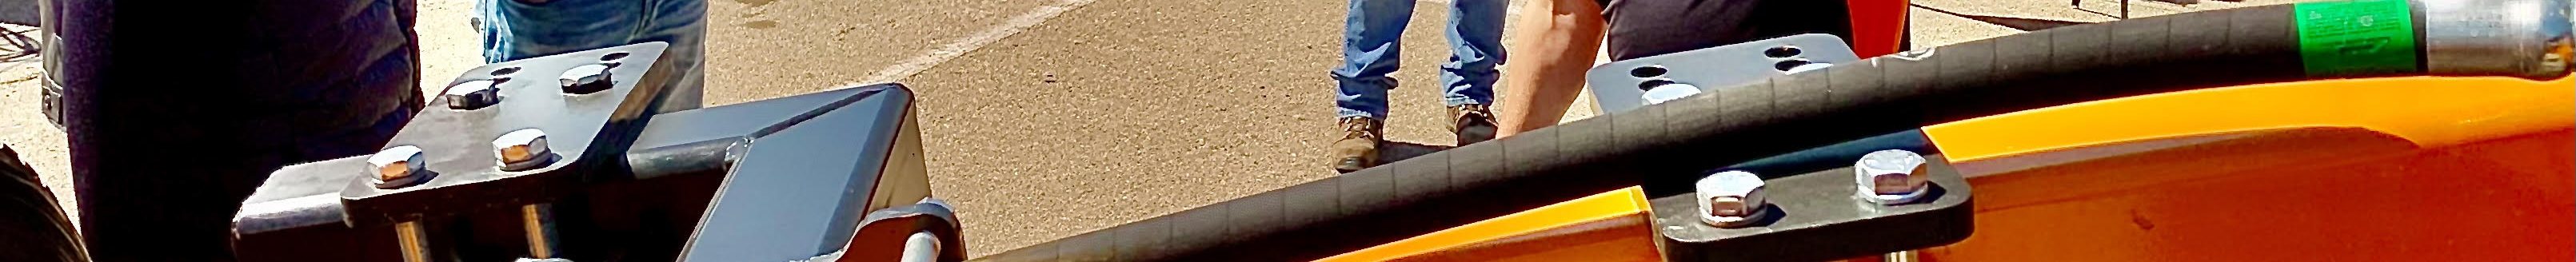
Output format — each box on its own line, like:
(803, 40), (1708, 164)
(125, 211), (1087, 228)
(1496, 0), (1604, 137)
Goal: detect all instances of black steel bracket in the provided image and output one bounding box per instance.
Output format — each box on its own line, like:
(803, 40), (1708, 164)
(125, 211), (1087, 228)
(1651, 154), (1974, 262)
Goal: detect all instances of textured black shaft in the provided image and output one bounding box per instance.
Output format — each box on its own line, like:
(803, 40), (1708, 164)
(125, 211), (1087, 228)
(980, 5), (2430, 261)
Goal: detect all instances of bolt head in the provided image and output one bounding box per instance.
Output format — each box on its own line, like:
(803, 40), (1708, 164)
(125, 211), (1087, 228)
(1696, 171), (1767, 227)
(442, 80), (502, 110)
(494, 129), (555, 171)
(559, 64), (613, 94)
(368, 145), (429, 189)
(1855, 149), (1931, 204)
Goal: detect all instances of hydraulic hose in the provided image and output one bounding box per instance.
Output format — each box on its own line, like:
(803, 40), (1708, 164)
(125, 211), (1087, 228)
(978, 1), (2571, 260)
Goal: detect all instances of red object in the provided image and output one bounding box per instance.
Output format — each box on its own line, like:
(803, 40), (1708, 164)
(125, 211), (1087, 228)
(1846, 0), (1911, 57)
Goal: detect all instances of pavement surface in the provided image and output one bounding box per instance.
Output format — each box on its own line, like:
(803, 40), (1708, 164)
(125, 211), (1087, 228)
(0, 0), (2297, 258)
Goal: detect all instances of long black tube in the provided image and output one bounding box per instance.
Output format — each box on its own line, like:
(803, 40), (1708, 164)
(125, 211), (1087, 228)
(980, 2), (2513, 260)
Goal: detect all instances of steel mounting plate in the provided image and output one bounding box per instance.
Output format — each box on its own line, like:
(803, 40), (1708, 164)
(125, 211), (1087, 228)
(1651, 154), (1973, 262)
(337, 42), (673, 226)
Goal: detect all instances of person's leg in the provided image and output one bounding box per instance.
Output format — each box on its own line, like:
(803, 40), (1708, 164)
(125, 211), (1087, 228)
(1440, 0), (1506, 107)
(482, 0), (642, 62)
(482, 0), (704, 113)
(1330, 0), (1413, 173)
(635, 0), (709, 113)
(1333, 0), (1415, 120)
(1441, 0), (1508, 145)
(59, 0), (421, 259)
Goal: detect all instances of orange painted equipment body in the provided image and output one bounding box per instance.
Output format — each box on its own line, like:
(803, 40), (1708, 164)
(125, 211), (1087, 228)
(1317, 189), (1662, 262)
(1324, 75), (2574, 260)
(1919, 75), (2574, 261)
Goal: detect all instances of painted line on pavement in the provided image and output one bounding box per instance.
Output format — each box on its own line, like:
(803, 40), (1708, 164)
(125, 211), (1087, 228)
(863, 0), (1101, 84)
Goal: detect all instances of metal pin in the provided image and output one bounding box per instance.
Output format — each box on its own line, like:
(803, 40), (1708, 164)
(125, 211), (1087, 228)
(900, 231), (942, 262)
(522, 204), (559, 258)
(1884, 250), (1918, 262)
(395, 221), (430, 262)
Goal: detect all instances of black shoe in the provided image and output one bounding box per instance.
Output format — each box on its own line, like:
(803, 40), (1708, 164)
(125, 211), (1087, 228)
(1449, 104), (1497, 145)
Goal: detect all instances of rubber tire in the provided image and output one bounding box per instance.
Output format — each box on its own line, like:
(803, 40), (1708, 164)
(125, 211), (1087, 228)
(0, 145), (84, 262)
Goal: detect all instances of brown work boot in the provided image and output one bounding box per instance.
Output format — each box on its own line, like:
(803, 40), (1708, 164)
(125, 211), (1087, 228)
(1330, 117), (1383, 173)
(1450, 104), (1497, 145)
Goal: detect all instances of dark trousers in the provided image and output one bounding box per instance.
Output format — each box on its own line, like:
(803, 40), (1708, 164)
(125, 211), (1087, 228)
(47, 0), (423, 260)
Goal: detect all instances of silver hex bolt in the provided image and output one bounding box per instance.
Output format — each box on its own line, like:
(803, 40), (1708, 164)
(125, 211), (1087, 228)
(559, 64), (613, 94)
(369, 145), (429, 189)
(1855, 149), (1932, 204)
(494, 129), (557, 171)
(1696, 170), (1768, 228)
(442, 80), (502, 110)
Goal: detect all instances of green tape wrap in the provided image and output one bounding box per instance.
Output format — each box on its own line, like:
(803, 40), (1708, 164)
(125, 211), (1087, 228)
(2294, 0), (2421, 76)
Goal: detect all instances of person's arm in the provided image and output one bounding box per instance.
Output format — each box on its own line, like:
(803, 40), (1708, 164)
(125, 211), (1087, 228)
(1496, 0), (1607, 137)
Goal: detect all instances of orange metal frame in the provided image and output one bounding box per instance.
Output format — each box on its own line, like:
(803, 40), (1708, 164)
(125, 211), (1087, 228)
(1920, 75), (2574, 261)
(1325, 74), (2574, 260)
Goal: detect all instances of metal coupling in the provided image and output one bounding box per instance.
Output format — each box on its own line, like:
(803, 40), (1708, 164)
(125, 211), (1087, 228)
(1695, 170), (1770, 228)
(1855, 149), (1931, 204)
(442, 79), (502, 110)
(559, 64), (614, 94)
(900, 231), (943, 262)
(2419, 0), (2574, 79)
(369, 145), (430, 189)
(495, 129), (557, 171)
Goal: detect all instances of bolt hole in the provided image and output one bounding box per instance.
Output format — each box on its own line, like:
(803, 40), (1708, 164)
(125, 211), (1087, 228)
(1764, 46), (1802, 58)
(600, 52), (630, 62)
(1629, 65), (1668, 78)
(1638, 79), (1676, 91)
(489, 66), (521, 76)
(1773, 59), (1813, 72)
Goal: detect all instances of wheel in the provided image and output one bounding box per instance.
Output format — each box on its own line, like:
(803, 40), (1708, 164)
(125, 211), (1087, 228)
(0, 145), (86, 262)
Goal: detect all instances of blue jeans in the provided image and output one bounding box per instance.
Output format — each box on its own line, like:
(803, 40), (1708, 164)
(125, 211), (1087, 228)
(1332, 0), (1508, 120)
(477, 0), (707, 113)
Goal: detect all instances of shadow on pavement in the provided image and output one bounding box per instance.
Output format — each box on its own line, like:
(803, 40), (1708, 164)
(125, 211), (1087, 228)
(1377, 141), (1453, 164)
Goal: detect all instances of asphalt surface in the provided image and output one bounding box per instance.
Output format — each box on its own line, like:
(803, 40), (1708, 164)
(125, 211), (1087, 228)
(0, 0), (2297, 258)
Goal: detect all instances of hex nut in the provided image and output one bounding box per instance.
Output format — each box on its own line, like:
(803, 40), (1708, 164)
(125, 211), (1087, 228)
(558, 64), (613, 94)
(494, 129), (557, 172)
(1855, 149), (1932, 204)
(443, 80), (502, 110)
(1696, 170), (1768, 228)
(369, 145), (430, 189)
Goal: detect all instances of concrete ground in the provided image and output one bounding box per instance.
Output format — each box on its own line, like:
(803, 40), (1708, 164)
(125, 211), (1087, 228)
(0, 0), (2296, 257)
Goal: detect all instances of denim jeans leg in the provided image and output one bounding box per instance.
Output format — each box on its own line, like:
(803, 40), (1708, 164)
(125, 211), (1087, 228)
(1333, 0), (1415, 120)
(479, 0), (705, 113)
(1439, 0), (1507, 107)
(479, 0), (640, 63)
(637, 0), (708, 113)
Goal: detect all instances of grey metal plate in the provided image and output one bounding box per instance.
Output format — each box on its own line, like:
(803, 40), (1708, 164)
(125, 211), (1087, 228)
(337, 42), (670, 225)
(628, 86), (872, 150)
(1586, 34), (1862, 113)
(678, 87), (915, 261)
